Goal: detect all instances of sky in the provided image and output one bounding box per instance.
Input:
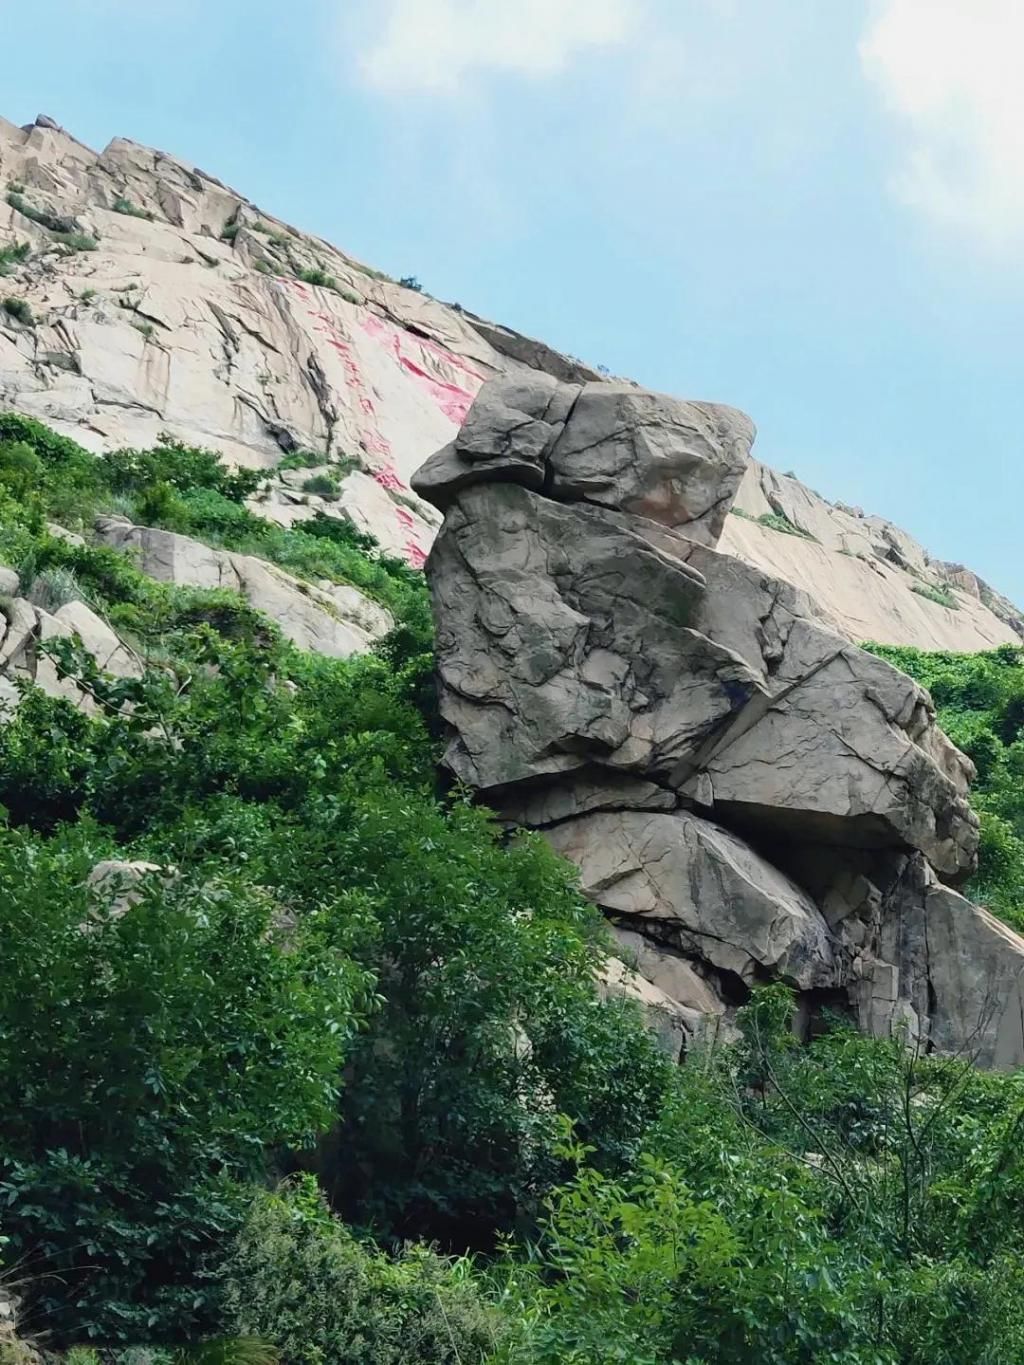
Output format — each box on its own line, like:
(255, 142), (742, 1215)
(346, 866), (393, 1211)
(3, 0), (1023, 600)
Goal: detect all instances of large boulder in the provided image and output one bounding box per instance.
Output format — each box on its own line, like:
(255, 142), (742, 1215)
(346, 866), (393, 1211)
(860, 854), (1024, 1069)
(0, 591), (141, 712)
(415, 374), (1004, 1064)
(544, 808), (838, 989)
(429, 482), (763, 793)
(673, 545), (978, 880)
(415, 375), (755, 544)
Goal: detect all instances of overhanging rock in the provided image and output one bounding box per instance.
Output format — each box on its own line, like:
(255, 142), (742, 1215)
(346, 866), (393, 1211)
(417, 375), (1024, 1065)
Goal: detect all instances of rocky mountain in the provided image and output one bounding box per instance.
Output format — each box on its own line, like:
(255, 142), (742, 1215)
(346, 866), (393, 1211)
(1, 111), (1018, 652)
(415, 373), (1024, 1067)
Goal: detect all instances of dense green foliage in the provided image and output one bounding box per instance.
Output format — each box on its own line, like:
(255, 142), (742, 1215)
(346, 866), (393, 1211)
(495, 991), (1024, 1363)
(5, 414), (1024, 1361)
(0, 415), (668, 1347)
(222, 1176), (504, 1363)
(868, 642), (1024, 929)
(0, 828), (365, 1337)
(0, 410), (428, 631)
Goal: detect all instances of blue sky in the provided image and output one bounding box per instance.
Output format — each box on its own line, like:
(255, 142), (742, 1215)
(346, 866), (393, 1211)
(4, 0), (1023, 599)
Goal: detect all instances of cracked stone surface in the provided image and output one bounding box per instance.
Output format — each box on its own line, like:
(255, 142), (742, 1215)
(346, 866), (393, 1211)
(414, 371), (754, 545)
(419, 374), (1024, 1066)
(861, 854), (1024, 1069)
(429, 481), (762, 793)
(544, 808), (838, 989)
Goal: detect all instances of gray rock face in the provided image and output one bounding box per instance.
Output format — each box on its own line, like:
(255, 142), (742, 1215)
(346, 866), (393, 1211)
(419, 374), (1024, 1066)
(544, 809), (838, 989)
(430, 482), (762, 793)
(0, 592), (141, 713)
(415, 375), (754, 546)
(860, 854), (1024, 1069)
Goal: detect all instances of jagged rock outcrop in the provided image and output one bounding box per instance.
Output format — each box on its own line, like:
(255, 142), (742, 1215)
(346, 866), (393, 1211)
(413, 374), (754, 544)
(1, 111), (1019, 650)
(418, 375), (1024, 1067)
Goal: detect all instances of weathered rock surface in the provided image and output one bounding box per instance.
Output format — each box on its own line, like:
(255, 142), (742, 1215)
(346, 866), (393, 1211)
(93, 516), (391, 656)
(0, 591), (141, 712)
(544, 809), (838, 989)
(724, 461), (1022, 650)
(0, 111), (1018, 649)
(86, 859), (170, 921)
(598, 956), (697, 1061)
(414, 372), (754, 545)
(858, 854), (1024, 1069)
(420, 374), (1024, 1067)
(429, 482), (762, 793)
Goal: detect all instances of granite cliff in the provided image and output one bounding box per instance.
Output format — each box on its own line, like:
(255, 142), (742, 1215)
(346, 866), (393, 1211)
(1, 111), (1019, 652)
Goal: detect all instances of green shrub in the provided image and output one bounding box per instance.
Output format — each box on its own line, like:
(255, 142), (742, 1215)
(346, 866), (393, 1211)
(398, 275), (423, 292)
(0, 241), (30, 277)
(103, 435), (263, 504)
(0, 826), (368, 1342)
(53, 231), (99, 253)
(24, 563), (80, 610)
(301, 473), (340, 498)
(221, 222), (240, 242)
(729, 506), (819, 540)
(297, 265), (334, 288)
(112, 196), (154, 220)
(0, 440), (42, 498)
(912, 581), (960, 610)
(2, 297), (34, 326)
(276, 448), (325, 471)
(221, 1177), (503, 1364)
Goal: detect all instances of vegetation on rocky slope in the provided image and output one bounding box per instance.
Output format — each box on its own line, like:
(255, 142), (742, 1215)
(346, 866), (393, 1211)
(4, 417), (1024, 1362)
(869, 642), (1024, 931)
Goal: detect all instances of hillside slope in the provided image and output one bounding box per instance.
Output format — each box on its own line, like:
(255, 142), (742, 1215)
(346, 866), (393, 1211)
(1, 111), (1017, 649)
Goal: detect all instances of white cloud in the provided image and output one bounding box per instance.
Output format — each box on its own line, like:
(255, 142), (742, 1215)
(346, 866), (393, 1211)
(860, 0), (1024, 249)
(358, 0), (635, 95)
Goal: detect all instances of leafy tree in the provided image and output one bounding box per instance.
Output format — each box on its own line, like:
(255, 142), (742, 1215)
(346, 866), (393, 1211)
(0, 823), (368, 1342)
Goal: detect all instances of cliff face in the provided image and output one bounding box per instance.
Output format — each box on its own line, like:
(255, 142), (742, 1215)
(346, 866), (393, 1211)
(0, 112), (1018, 651)
(415, 374), (1024, 1067)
